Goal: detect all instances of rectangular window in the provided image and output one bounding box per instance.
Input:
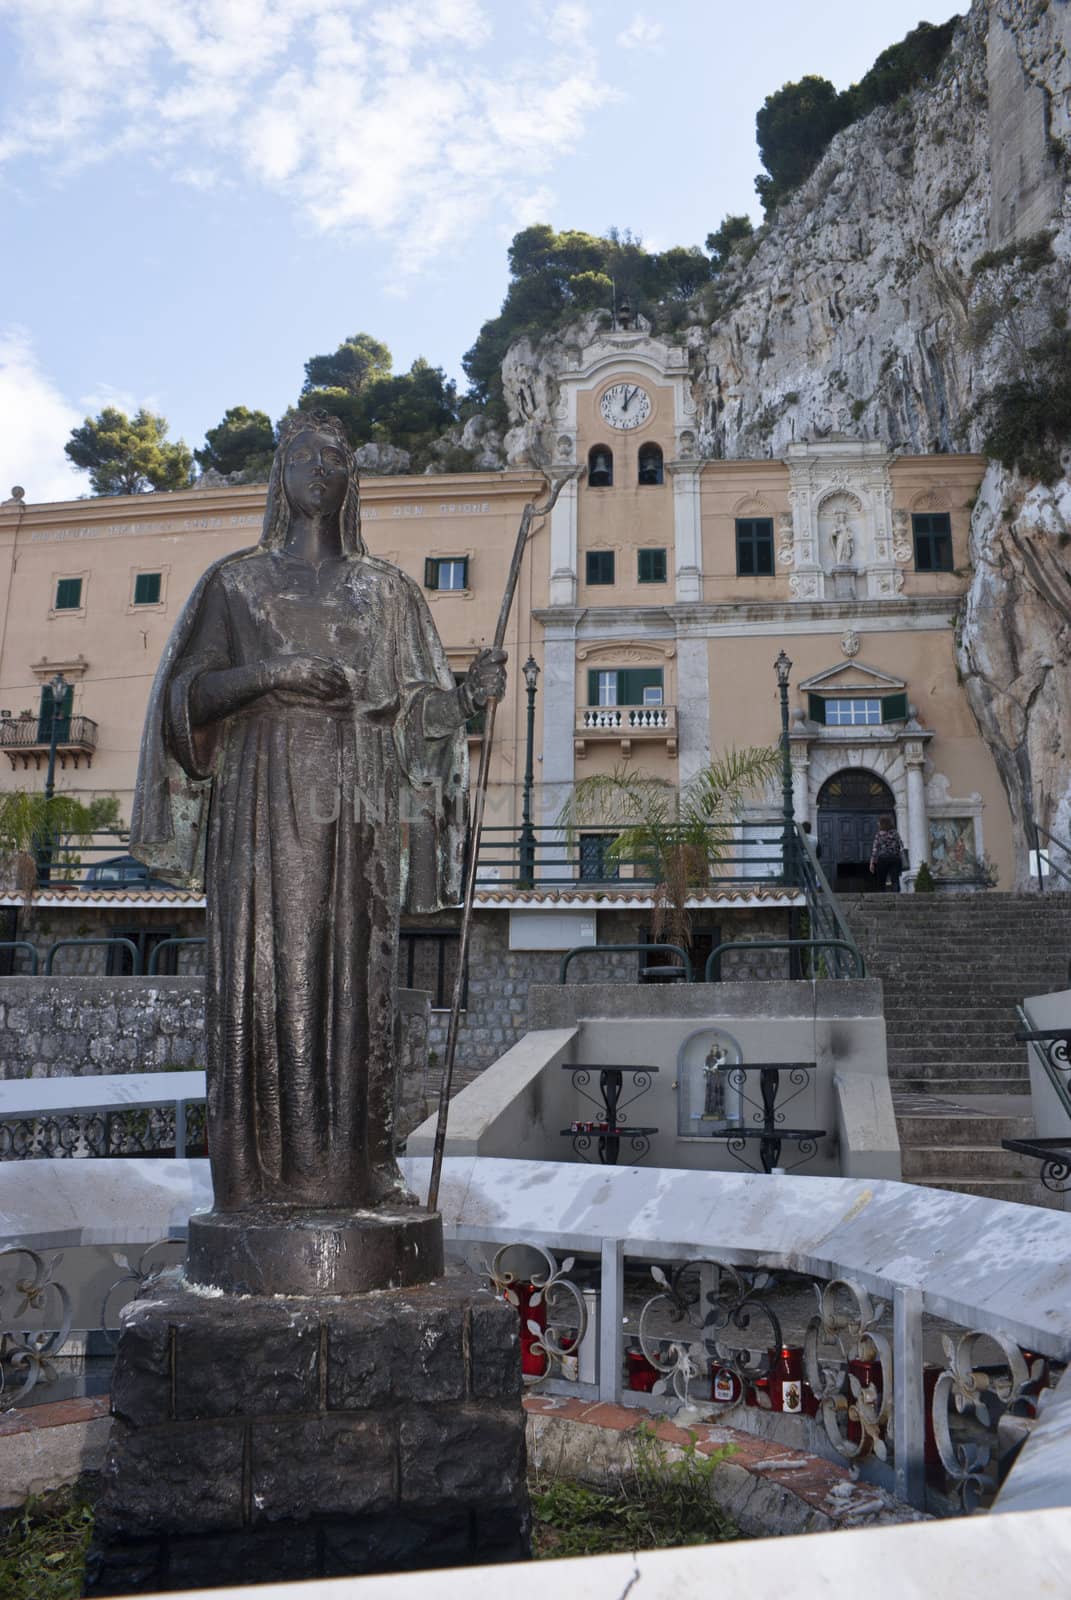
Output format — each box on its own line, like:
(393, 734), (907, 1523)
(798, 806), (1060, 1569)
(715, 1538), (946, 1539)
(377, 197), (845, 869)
(637, 548), (667, 583)
(133, 572), (162, 606)
(735, 518), (775, 577)
(579, 833), (619, 882)
(808, 692), (910, 726)
(423, 556), (469, 591)
(585, 550), (615, 585)
(825, 698), (883, 726)
(54, 577), (83, 611)
(587, 668), (664, 707)
(912, 512), (953, 572)
(398, 927), (463, 1009)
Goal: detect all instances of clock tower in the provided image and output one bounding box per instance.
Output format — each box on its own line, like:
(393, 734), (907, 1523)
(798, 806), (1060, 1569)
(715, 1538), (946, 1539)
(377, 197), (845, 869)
(546, 323), (701, 606)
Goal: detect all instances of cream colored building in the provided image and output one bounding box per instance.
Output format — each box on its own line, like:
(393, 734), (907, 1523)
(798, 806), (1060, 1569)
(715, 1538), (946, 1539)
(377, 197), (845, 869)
(0, 324), (1001, 896)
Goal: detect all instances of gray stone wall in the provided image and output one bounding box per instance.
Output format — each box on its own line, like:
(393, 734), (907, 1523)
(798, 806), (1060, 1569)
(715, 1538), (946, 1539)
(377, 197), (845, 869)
(0, 977), (205, 1079)
(0, 905), (794, 1087)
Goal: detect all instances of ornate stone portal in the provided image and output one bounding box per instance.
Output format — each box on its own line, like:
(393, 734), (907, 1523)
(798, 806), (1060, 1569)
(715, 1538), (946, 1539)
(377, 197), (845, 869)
(87, 416), (527, 1594)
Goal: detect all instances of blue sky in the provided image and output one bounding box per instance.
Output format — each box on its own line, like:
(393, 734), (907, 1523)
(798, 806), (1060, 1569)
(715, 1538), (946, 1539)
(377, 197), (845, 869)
(0, 0), (956, 501)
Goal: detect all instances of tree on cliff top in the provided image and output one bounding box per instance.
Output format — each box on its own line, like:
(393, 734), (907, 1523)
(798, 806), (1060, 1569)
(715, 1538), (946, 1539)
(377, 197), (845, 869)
(195, 406), (276, 481)
(299, 334), (459, 470)
(754, 17), (959, 215)
(463, 224), (712, 410)
(65, 408), (193, 496)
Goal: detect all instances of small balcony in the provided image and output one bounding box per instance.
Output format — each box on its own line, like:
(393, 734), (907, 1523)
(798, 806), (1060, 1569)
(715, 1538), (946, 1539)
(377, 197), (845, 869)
(0, 715), (98, 772)
(574, 703), (677, 758)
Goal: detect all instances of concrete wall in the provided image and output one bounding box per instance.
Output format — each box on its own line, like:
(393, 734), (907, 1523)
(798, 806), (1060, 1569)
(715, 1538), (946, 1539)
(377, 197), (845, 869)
(409, 980), (901, 1180)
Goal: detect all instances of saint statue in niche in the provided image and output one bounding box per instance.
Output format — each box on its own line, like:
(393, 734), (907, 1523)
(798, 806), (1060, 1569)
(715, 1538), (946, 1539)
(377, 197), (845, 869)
(131, 413), (505, 1213)
(830, 509), (855, 566)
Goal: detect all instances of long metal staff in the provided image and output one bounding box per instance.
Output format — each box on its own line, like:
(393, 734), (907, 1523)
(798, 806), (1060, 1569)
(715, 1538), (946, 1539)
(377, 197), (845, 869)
(426, 467), (581, 1212)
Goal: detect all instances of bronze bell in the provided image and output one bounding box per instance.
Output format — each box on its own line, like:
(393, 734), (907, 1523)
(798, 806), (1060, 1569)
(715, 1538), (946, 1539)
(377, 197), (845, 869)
(589, 449), (613, 487)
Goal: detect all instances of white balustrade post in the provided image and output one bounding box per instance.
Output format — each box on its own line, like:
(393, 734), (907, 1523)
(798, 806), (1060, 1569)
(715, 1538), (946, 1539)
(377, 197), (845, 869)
(599, 1237), (625, 1405)
(893, 1285), (926, 1508)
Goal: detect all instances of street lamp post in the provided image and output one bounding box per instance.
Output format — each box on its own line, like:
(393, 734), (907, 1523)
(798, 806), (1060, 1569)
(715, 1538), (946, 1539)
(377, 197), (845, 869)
(774, 651), (795, 886)
(519, 656), (539, 886)
(39, 671), (69, 886)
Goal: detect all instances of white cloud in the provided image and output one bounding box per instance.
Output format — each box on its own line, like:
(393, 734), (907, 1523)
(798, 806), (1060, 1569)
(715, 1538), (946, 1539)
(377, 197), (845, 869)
(0, 0), (616, 272)
(0, 330), (85, 505)
(616, 14), (662, 50)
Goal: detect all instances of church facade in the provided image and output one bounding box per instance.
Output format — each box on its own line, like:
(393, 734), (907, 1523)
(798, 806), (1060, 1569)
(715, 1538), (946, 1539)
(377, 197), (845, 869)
(0, 325), (1000, 900)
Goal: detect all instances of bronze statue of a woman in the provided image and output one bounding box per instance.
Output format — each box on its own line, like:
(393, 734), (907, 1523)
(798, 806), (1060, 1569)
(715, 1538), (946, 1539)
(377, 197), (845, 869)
(131, 413), (505, 1231)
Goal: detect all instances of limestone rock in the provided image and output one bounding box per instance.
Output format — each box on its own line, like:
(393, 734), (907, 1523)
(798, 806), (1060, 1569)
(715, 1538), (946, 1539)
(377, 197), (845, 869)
(354, 441), (411, 475)
(957, 457), (1071, 884)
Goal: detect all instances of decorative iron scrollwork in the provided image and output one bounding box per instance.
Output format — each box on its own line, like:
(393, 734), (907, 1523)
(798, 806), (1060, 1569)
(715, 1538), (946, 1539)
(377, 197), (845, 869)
(488, 1244), (588, 1385)
(704, 1264), (784, 1407)
(0, 1246), (73, 1404)
(637, 1263), (708, 1406)
(803, 1279), (891, 1461)
(931, 1331), (1046, 1508)
(101, 1237), (188, 1346)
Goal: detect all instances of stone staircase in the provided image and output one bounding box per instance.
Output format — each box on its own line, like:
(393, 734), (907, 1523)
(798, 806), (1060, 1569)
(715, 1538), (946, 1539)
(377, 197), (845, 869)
(840, 892), (1071, 1205)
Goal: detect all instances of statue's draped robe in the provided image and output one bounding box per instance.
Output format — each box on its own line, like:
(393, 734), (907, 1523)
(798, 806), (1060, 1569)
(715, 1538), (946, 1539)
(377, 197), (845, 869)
(131, 549), (466, 1211)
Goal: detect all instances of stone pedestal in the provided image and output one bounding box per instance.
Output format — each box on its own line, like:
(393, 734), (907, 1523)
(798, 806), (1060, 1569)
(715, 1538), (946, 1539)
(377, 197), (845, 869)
(186, 1205), (444, 1296)
(86, 1269), (529, 1595)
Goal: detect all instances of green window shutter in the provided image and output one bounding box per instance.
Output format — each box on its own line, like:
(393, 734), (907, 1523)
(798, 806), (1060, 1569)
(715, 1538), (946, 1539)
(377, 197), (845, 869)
(587, 670), (601, 707)
(55, 577), (82, 610)
(808, 693), (827, 725)
(37, 683), (74, 743)
(881, 692), (908, 722)
(638, 548), (666, 583)
(618, 668), (663, 704)
(423, 557), (439, 590)
(133, 572), (161, 605)
(458, 556), (469, 589)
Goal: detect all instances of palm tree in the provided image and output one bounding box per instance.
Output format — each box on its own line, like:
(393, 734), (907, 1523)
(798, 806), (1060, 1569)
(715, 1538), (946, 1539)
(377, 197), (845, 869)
(0, 791), (122, 890)
(558, 748), (781, 953)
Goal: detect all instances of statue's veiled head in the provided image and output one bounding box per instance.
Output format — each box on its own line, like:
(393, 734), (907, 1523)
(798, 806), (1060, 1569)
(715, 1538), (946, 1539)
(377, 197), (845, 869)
(260, 411), (365, 555)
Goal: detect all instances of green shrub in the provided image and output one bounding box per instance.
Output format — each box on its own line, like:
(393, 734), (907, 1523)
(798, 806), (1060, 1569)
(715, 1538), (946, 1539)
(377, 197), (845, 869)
(977, 327), (1071, 484)
(914, 861), (936, 892)
(971, 230), (1055, 278)
(532, 1425), (738, 1558)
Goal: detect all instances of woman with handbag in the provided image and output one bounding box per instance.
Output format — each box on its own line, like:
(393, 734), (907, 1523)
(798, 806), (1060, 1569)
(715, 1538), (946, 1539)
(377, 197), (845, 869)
(869, 813), (906, 892)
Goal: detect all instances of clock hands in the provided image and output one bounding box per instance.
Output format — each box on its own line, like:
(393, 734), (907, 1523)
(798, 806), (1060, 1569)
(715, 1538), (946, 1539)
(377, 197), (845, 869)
(621, 385), (635, 412)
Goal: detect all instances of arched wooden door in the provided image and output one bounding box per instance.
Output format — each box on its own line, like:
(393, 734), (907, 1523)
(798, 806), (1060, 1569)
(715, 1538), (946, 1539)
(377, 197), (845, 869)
(817, 770), (896, 893)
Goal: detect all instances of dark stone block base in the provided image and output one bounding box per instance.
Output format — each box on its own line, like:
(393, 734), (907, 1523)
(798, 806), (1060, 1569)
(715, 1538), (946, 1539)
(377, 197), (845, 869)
(86, 1268), (528, 1593)
(186, 1203), (444, 1295)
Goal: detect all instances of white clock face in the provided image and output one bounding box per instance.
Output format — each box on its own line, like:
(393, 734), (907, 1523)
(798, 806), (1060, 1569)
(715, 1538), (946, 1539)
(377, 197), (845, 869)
(599, 382), (652, 431)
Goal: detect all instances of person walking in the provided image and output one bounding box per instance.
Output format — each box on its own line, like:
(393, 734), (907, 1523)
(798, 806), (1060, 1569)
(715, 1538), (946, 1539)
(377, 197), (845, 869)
(869, 813), (906, 892)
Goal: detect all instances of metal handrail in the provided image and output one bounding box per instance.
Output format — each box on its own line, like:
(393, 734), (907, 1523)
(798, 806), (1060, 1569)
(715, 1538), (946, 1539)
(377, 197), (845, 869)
(147, 937), (206, 975)
(478, 819), (790, 889)
(44, 937), (142, 975)
(1030, 820), (1071, 891)
(0, 941), (38, 974)
(559, 943), (694, 984)
(704, 938), (865, 983)
(794, 827), (866, 979)
(1016, 1004), (1071, 1124)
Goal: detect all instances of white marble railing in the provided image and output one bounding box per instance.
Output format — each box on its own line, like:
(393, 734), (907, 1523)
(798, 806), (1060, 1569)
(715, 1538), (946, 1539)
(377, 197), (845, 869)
(576, 704), (677, 733)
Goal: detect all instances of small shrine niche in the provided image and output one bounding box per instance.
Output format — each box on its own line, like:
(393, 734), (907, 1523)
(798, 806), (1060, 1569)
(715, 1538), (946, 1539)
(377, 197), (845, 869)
(676, 1026), (744, 1136)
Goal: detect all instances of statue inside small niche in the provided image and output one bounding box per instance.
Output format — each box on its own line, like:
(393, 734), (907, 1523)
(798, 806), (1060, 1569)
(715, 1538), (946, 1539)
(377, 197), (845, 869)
(701, 1042), (728, 1121)
(831, 509), (855, 566)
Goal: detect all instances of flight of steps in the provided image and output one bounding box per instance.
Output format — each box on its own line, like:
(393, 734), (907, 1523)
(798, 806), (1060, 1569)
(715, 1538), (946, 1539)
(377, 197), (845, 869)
(840, 892), (1071, 1205)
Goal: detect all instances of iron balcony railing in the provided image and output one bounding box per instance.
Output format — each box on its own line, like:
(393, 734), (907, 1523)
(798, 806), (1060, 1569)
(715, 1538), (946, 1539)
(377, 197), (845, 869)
(1030, 820), (1071, 891)
(475, 818), (788, 889)
(0, 714), (98, 752)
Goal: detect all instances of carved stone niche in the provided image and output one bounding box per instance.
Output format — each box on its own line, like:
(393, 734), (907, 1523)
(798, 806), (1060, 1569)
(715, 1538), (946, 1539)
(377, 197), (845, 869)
(818, 492), (862, 572)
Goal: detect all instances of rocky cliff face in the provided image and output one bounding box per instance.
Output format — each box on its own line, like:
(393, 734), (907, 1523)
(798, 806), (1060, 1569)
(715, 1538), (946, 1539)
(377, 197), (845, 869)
(500, 0), (1071, 876)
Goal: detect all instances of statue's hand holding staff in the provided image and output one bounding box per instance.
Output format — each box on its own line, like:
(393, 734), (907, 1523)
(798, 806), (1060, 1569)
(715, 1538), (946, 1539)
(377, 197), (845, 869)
(462, 647), (508, 708)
